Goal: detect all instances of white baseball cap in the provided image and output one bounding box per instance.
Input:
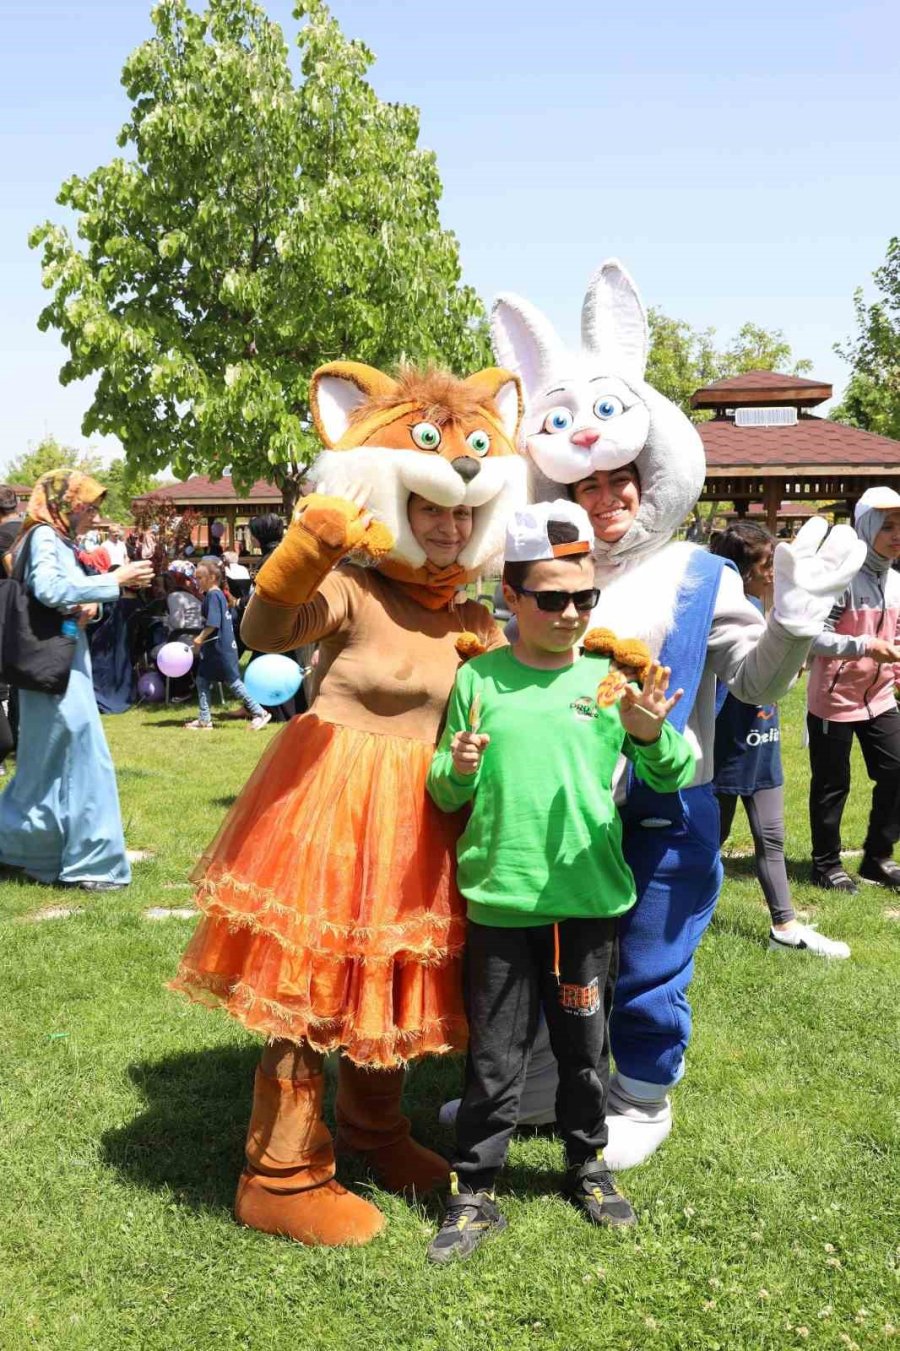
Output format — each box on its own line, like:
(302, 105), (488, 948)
(854, 486), (900, 523)
(504, 499), (594, 564)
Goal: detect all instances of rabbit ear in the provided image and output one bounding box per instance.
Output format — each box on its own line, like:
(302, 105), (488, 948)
(581, 259), (648, 381)
(491, 294), (567, 400)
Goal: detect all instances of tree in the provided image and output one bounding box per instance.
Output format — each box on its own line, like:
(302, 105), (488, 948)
(832, 238), (900, 438)
(646, 310), (812, 419)
(4, 436), (105, 487)
(29, 0), (491, 513)
(101, 457), (173, 522)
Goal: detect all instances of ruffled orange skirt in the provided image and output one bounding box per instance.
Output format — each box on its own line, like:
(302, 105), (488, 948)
(171, 715), (468, 1067)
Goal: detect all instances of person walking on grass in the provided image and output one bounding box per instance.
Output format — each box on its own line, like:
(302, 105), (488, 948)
(425, 502), (694, 1264)
(0, 470), (153, 889)
(184, 558), (271, 731)
(807, 487), (900, 894)
(710, 523), (850, 959)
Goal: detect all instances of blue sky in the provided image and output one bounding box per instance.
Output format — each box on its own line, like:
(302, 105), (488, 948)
(2, 0), (899, 476)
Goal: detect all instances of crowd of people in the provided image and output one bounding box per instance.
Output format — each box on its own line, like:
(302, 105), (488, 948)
(1, 292), (897, 1264)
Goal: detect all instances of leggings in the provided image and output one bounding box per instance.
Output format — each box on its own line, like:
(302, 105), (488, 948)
(717, 785), (795, 927)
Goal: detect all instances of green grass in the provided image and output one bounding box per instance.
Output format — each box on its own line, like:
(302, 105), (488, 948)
(1, 687), (898, 1350)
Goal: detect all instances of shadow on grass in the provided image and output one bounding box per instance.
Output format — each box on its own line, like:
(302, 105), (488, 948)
(210, 795), (238, 809)
(721, 853), (815, 886)
(101, 1046), (554, 1218)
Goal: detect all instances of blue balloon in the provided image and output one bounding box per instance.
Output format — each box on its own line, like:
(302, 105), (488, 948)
(137, 670), (166, 703)
(244, 654), (303, 708)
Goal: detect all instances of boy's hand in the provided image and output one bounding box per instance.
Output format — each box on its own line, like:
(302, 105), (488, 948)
(450, 730), (490, 775)
(618, 662), (683, 744)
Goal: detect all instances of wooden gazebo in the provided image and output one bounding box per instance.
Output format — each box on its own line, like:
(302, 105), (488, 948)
(132, 475), (283, 553)
(694, 370), (900, 531)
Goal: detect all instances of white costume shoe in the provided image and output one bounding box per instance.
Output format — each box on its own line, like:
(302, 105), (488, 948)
(602, 1075), (673, 1170)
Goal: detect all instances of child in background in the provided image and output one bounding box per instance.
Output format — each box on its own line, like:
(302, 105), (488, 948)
(425, 501), (695, 1264)
(185, 558), (272, 731)
(710, 523), (849, 958)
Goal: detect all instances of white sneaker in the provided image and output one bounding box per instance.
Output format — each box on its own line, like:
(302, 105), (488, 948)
(769, 924), (850, 959)
(602, 1077), (673, 1170)
(249, 711), (272, 730)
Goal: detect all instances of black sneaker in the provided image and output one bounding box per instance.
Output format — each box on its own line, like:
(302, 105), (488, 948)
(426, 1175), (506, 1265)
(858, 856), (900, 891)
(810, 865), (859, 894)
(565, 1153), (637, 1228)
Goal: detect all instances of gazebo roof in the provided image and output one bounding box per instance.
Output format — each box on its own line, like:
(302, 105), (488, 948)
(691, 369), (832, 410)
(700, 415), (900, 475)
(133, 475), (282, 508)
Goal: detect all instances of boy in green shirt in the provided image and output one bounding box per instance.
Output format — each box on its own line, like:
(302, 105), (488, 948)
(425, 500), (695, 1263)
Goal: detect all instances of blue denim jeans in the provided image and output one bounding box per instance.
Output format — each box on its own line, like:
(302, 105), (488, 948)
(195, 674), (265, 724)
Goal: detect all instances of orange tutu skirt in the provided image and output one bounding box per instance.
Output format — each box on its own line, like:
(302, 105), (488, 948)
(171, 715), (468, 1067)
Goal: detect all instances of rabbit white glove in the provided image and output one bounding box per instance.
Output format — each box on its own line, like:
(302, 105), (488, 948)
(772, 517), (866, 638)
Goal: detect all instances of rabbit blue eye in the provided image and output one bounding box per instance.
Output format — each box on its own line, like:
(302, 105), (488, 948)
(542, 406), (573, 434)
(593, 396), (624, 420)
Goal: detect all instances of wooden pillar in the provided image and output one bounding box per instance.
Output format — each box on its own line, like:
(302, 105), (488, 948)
(225, 506), (237, 550)
(764, 478), (780, 538)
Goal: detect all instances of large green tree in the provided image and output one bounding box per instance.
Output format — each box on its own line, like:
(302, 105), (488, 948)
(30, 0), (491, 511)
(646, 310), (812, 418)
(4, 437), (105, 487)
(832, 238), (900, 439)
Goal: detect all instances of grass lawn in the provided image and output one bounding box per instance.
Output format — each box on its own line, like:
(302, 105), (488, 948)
(1, 685), (898, 1351)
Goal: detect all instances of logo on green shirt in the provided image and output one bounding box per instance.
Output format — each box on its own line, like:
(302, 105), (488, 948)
(570, 696), (601, 722)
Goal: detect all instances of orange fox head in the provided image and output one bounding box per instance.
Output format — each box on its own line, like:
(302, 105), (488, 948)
(308, 361), (527, 571)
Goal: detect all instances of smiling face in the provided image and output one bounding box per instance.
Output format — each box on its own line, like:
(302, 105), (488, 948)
(873, 509), (900, 561)
(407, 495), (474, 567)
(572, 465), (641, 545)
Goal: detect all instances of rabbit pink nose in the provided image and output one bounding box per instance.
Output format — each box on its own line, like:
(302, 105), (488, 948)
(571, 428), (600, 447)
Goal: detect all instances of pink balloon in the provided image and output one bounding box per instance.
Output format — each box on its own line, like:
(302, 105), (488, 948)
(156, 641), (194, 678)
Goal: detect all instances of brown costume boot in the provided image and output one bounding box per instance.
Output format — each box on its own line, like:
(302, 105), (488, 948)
(335, 1057), (450, 1197)
(234, 1061), (385, 1246)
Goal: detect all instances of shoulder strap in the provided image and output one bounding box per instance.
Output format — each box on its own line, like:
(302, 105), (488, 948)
(657, 549), (735, 733)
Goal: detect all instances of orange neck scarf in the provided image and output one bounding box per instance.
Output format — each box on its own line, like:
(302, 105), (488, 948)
(377, 558), (470, 611)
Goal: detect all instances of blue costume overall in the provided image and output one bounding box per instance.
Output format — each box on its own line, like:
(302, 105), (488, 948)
(612, 550), (728, 1087)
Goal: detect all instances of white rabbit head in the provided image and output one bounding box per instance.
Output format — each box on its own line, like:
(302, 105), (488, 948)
(491, 259), (706, 567)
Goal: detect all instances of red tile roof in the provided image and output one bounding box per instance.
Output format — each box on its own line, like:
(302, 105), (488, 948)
(700, 416), (900, 471)
(692, 369), (832, 409)
(133, 475), (282, 505)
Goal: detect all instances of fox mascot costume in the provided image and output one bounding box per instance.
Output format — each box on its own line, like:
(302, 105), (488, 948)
(173, 360), (526, 1245)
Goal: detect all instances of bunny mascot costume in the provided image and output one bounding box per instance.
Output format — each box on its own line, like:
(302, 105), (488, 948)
(488, 260), (865, 1168)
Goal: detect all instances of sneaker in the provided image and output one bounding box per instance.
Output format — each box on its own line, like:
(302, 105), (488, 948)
(426, 1175), (506, 1265)
(769, 924), (851, 959)
(810, 864), (859, 894)
(184, 719), (213, 730)
(249, 711), (272, 731)
(565, 1153), (637, 1228)
(858, 855), (900, 891)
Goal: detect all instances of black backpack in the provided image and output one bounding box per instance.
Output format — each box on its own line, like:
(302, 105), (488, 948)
(0, 528), (78, 695)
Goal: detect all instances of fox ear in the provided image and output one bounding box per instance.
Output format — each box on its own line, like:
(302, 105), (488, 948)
(491, 294), (567, 401)
(581, 259), (648, 382)
(310, 361), (398, 447)
(461, 367), (523, 442)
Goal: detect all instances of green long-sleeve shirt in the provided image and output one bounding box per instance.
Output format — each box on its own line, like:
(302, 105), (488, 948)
(427, 648), (695, 928)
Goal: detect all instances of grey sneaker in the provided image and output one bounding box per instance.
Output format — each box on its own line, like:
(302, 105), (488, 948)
(565, 1153), (637, 1227)
(858, 855), (900, 891)
(427, 1176), (506, 1265)
(810, 865), (859, 894)
(249, 711), (272, 731)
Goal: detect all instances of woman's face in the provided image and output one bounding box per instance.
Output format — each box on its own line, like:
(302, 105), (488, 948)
(70, 504), (99, 536)
(407, 494), (474, 567)
(571, 465), (641, 544)
(745, 547), (774, 600)
(873, 509), (900, 562)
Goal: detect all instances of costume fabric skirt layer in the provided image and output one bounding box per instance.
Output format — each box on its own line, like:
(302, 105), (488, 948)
(172, 714), (467, 1067)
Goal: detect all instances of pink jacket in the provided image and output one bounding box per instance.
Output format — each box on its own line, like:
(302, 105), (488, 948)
(807, 563), (900, 722)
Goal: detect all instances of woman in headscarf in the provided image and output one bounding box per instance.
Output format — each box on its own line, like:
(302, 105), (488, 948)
(0, 470), (153, 889)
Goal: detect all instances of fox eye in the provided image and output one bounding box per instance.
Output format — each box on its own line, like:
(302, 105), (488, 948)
(411, 421), (441, 450)
(593, 396), (624, 420)
(542, 406), (573, 434)
(466, 429), (491, 457)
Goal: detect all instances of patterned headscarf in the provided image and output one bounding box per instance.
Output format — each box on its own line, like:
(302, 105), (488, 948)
(21, 470), (107, 541)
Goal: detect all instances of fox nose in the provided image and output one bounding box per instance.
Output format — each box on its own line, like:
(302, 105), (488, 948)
(571, 428), (600, 448)
(451, 456), (481, 483)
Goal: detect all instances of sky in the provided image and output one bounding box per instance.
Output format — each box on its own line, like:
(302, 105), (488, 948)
(2, 0), (899, 478)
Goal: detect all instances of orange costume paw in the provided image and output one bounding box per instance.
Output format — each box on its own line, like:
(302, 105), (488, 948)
(254, 493), (395, 607)
(456, 631), (487, 661)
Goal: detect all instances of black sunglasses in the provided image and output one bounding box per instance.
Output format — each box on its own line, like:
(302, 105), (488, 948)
(512, 586), (600, 613)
